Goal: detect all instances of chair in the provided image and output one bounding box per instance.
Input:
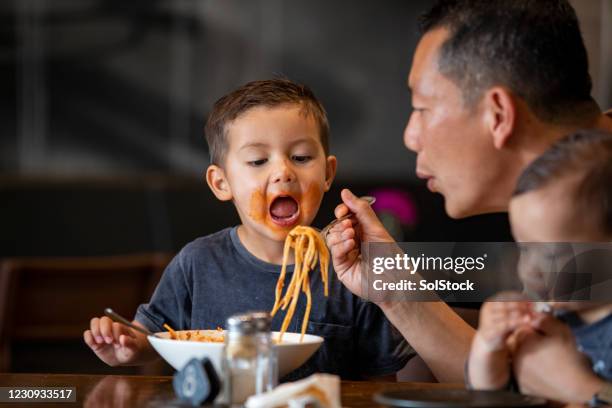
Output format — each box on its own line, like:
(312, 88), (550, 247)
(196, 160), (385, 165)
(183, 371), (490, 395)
(0, 253), (172, 373)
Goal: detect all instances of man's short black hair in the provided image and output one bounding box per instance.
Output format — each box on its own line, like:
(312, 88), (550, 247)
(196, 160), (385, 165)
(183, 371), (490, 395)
(419, 0), (599, 123)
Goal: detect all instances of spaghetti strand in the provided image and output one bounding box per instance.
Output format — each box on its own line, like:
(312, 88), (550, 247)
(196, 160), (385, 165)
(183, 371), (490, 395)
(271, 226), (329, 341)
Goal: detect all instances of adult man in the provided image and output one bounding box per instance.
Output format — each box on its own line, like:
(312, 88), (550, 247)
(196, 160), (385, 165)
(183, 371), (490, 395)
(327, 0), (612, 383)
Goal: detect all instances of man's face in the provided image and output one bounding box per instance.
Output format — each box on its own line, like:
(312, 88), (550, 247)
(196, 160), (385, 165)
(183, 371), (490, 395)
(404, 28), (508, 218)
(220, 104), (335, 243)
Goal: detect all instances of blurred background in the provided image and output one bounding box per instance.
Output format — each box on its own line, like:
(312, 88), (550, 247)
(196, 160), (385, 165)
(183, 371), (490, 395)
(1, 0), (611, 375)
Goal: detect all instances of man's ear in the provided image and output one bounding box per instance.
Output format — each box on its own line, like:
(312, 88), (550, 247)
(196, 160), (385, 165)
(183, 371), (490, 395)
(483, 87), (516, 149)
(205, 164), (233, 201)
(324, 155), (337, 192)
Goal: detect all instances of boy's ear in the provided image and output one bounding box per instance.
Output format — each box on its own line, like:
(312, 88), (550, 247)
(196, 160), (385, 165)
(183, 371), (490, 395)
(205, 164), (233, 201)
(483, 86), (516, 150)
(324, 155), (337, 192)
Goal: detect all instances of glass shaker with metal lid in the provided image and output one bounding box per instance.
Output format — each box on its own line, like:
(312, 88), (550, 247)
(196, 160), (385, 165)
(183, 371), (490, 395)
(223, 313), (258, 405)
(250, 311), (278, 393)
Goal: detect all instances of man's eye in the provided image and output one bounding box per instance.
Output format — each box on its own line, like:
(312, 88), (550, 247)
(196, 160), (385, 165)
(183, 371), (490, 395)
(248, 159), (267, 166)
(292, 155), (312, 163)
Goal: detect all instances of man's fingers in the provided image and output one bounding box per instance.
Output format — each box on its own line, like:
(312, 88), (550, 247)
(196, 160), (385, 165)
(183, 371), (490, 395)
(332, 226), (355, 241)
(334, 203), (350, 219)
(326, 232), (343, 248)
(326, 223), (355, 246)
(331, 238), (356, 260)
(343, 239), (355, 252)
(330, 239), (356, 270)
(341, 189), (374, 215)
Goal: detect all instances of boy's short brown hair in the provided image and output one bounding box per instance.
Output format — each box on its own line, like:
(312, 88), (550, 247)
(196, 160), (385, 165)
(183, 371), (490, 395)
(205, 78), (329, 166)
(514, 129), (612, 234)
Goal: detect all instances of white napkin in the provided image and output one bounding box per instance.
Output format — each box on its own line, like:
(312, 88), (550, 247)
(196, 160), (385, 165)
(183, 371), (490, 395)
(245, 374), (341, 408)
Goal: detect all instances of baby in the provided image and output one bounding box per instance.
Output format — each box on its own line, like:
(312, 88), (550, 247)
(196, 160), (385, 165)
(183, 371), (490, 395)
(468, 130), (612, 402)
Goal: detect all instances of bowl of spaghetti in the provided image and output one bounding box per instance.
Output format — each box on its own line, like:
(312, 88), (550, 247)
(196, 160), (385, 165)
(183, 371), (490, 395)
(150, 226), (328, 377)
(148, 329), (323, 377)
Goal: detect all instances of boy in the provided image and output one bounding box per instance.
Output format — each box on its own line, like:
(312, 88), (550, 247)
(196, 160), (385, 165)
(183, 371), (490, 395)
(467, 130), (612, 403)
(84, 78), (413, 380)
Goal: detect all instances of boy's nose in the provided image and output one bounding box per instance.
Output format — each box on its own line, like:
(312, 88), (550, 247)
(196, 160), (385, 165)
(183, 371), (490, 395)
(271, 161), (296, 184)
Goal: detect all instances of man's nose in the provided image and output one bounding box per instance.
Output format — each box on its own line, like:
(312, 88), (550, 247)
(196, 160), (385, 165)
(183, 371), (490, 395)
(404, 115), (421, 152)
(271, 160), (296, 184)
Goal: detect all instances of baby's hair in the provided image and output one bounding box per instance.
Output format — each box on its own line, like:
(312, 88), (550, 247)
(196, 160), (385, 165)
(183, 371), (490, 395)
(204, 78), (329, 166)
(514, 129), (612, 235)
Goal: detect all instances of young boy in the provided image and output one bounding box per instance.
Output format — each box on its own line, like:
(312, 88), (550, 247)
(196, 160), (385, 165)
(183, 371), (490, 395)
(84, 78), (413, 380)
(467, 130), (612, 402)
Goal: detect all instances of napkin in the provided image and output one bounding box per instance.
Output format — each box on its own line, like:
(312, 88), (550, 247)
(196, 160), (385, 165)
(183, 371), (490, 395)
(245, 374), (341, 408)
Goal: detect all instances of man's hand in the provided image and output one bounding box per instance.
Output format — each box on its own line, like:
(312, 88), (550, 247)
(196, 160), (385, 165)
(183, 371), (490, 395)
(325, 189), (394, 299)
(512, 314), (605, 404)
(326, 189), (475, 383)
(83, 316), (151, 366)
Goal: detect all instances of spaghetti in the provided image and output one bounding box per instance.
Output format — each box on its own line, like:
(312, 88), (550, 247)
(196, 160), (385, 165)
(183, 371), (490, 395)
(271, 225), (330, 341)
(163, 324), (225, 342)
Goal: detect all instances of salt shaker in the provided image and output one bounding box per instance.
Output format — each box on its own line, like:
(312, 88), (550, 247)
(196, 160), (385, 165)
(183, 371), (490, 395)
(250, 311), (278, 392)
(223, 313), (258, 405)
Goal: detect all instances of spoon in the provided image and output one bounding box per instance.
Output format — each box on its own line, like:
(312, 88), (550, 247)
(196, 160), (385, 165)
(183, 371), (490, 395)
(104, 308), (163, 338)
(319, 195), (376, 238)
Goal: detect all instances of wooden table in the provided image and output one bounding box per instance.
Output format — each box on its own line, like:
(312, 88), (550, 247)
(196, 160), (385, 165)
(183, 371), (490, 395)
(0, 373), (462, 407)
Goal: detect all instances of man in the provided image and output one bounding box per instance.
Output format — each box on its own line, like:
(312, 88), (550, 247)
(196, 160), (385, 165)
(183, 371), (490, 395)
(327, 0), (612, 383)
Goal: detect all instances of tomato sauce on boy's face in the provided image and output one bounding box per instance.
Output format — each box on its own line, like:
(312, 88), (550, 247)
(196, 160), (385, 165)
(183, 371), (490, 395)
(248, 183), (323, 234)
(223, 104), (334, 242)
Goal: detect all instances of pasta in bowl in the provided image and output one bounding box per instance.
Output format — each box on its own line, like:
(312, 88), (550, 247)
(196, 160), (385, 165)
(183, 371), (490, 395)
(148, 329), (323, 377)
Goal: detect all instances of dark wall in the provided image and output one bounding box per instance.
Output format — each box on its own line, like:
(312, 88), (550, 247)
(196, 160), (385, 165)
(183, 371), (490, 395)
(3, 0), (429, 180)
(1, 0), (512, 258)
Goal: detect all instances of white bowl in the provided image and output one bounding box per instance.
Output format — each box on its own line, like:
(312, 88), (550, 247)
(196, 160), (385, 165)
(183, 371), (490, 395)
(148, 330), (323, 377)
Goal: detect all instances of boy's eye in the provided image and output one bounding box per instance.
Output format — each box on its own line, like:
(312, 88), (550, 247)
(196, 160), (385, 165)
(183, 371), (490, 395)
(248, 158), (268, 166)
(292, 155), (312, 163)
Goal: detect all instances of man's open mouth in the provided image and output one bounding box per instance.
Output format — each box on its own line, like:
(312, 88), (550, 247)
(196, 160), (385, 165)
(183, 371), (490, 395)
(269, 195), (300, 227)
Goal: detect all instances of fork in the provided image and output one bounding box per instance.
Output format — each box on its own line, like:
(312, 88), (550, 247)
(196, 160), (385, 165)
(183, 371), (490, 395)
(104, 308), (163, 338)
(319, 196), (376, 238)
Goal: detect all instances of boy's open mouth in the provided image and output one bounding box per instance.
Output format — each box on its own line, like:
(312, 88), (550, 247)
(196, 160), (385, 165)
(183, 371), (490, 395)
(269, 195), (300, 227)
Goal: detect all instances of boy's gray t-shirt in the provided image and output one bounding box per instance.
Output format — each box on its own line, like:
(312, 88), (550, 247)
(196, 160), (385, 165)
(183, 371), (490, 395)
(136, 227), (414, 380)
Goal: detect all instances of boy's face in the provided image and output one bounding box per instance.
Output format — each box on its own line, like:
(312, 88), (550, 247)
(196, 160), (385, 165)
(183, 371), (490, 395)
(207, 104), (336, 242)
(509, 177), (608, 307)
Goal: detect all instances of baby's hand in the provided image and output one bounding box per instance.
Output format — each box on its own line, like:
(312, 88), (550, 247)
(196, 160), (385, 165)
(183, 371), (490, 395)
(83, 316), (145, 366)
(476, 300), (532, 352)
(468, 300), (532, 389)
